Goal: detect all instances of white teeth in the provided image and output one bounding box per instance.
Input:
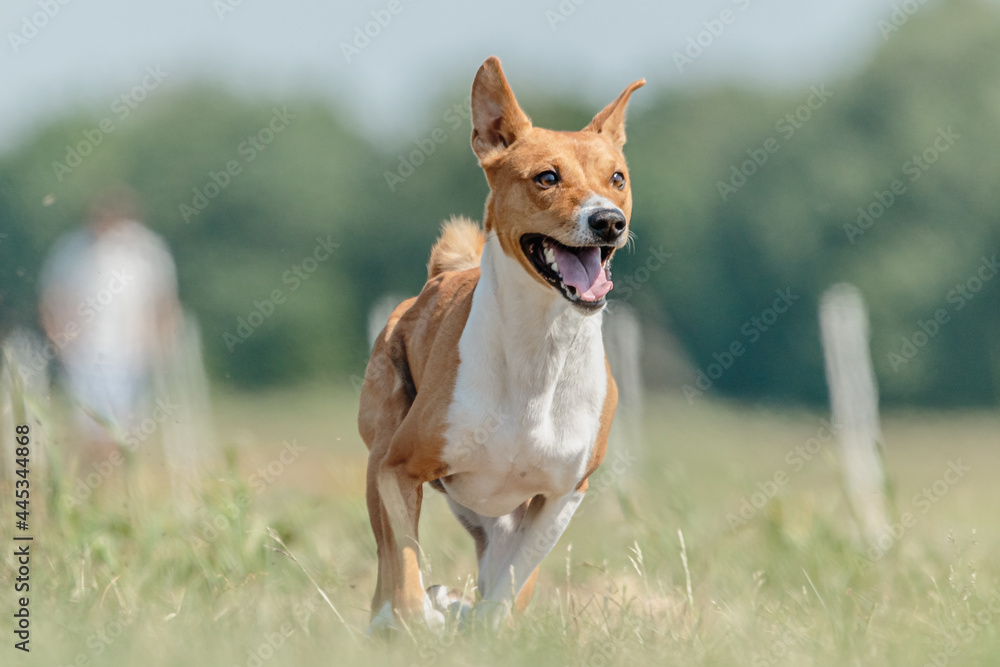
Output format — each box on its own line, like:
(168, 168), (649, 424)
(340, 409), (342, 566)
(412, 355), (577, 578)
(542, 245), (560, 276)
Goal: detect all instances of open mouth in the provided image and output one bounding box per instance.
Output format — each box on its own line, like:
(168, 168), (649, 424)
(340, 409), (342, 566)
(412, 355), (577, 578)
(520, 234), (615, 309)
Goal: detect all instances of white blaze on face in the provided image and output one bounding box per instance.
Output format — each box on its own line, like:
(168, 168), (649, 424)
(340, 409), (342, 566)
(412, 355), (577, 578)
(575, 194), (625, 246)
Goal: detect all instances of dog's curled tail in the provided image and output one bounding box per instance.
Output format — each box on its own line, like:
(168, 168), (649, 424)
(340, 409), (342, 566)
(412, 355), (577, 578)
(427, 216), (485, 278)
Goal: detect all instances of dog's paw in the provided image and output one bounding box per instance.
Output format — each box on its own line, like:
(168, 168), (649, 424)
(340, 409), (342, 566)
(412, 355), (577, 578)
(426, 584), (474, 627)
(366, 601), (398, 635)
(422, 591), (447, 632)
(366, 596), (446, 636)
(474, 599), (513, 632)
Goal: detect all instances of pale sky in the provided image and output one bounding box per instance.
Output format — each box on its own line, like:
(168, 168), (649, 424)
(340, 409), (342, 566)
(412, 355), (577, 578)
(2, 0), (914, 150)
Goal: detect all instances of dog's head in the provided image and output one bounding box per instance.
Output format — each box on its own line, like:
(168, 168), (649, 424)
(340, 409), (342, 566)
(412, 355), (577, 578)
(471, 56), (644, 311)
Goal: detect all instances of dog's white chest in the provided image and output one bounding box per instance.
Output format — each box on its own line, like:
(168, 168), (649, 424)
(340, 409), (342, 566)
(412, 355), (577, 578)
(441, 375), (603, 517)
(439, 239), (607, 518)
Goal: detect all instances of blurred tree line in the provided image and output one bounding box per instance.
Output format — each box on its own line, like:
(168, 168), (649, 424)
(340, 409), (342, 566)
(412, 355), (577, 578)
(1, 0), (998, 406)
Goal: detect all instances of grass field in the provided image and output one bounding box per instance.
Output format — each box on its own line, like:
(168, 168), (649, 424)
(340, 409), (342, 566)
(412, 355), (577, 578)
(2, 386), (999, 666)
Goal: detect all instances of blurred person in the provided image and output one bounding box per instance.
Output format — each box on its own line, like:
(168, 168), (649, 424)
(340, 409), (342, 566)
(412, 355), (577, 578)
(38, 186), (180, 457)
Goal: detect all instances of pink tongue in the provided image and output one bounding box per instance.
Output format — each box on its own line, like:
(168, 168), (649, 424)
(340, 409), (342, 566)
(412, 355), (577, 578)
(551, 244), (613, 301)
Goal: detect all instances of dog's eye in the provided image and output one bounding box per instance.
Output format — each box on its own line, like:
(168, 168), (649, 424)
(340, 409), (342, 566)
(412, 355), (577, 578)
(611, 172), (626, 190)
(534, 170), (560, 188)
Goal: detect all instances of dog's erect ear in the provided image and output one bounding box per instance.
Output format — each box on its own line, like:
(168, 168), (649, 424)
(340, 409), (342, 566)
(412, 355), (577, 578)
(471, 56), (532, 161)
(585, 79), (645, 149)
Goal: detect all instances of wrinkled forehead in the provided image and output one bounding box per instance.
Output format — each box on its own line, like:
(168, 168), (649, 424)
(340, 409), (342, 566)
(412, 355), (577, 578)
(499, 128), (625, 176)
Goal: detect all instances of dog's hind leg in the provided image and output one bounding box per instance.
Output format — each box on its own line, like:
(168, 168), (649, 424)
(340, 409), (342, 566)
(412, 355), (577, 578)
(364, 400), (449, 632)
(364, 450), (395, 629)
(361, 309), (445, 632)
(375, 453), (445, 626)
(365, 438), (448, 633)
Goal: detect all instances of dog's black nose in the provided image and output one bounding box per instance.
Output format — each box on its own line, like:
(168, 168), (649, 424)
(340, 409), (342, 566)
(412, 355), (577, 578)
(588, 209), (627, 242)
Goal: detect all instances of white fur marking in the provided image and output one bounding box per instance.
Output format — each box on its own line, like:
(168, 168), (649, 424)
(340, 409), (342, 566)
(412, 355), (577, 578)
(575, 194), (624, 245)
(440, 234), (607, 517)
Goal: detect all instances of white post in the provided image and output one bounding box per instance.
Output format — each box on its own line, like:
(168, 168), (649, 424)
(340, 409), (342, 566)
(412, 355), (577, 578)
(0, 330), (51, 517)
(155, 312), (219, 511)
(605, 303), (644, 458)
(819, 284), (888, 544)
(367, 294), (406, 351)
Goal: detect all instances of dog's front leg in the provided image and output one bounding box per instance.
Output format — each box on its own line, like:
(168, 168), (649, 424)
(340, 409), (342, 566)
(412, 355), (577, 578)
(371, 461), (445, 632)
(476, 489), (585, 628)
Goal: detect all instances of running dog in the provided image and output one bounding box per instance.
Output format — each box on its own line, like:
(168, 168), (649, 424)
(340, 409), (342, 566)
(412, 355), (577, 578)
(359, 56), (643, 631)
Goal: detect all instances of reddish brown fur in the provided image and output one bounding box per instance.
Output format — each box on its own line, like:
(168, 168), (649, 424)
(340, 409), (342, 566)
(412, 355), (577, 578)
(360, 269), (479, 618)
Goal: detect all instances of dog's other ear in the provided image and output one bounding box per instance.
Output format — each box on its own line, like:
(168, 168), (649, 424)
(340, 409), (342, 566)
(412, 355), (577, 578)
(471, 56), (532, 161)
(585, 79), (645, 148)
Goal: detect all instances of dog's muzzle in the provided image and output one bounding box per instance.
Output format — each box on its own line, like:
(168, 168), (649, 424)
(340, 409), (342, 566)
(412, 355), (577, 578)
(587, 208), (626, 244)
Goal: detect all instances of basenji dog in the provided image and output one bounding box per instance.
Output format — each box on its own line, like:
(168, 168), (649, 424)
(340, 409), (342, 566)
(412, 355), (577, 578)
(359, 56), (643, 631)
